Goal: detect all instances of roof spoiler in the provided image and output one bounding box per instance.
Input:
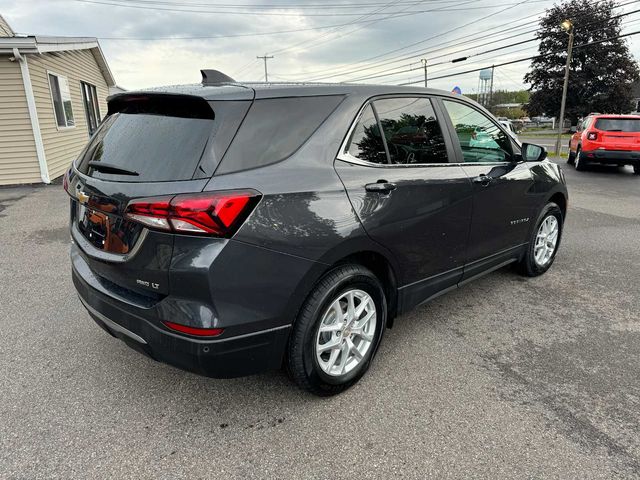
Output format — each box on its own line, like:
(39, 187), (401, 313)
(201, 69), (236, 85)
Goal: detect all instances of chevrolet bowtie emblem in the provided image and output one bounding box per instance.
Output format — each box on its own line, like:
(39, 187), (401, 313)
(77, 191), (90, 204)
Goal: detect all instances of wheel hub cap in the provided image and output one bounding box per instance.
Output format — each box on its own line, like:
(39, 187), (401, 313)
(315, 289), (377, 377)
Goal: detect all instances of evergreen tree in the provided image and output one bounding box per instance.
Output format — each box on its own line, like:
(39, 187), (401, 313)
(524, 0), (639, 122)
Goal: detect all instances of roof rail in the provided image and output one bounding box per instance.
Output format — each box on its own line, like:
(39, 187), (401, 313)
(201, 69), (236, 85)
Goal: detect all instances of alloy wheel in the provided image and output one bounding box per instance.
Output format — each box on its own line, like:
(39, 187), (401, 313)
(315, 289), (377, 377)
(534, 215), (559, 267)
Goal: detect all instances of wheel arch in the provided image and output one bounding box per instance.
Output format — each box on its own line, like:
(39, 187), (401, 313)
(548, 191), (567, 220)
(285, 239), (401, 332)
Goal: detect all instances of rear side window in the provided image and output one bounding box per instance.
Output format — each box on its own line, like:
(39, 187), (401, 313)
(76, 96), (219, 182)
(217, 95), (344, 174)
(594, 118), (640, 132)
(373, 97), (448, 164)
(347, 104), (387, 165)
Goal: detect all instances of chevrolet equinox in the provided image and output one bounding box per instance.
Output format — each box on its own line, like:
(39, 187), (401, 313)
(66, 70), (568, 396)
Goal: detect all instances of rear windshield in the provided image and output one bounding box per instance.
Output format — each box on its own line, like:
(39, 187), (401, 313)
(216, 95), (344, 174)
(595, 118), (640, 132)
(76, 96), (221, 182)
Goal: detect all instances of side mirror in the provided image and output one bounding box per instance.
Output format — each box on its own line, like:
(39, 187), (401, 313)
(521, 142), (547, 162)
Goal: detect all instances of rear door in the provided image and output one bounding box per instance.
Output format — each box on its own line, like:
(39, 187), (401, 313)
(335, 96), (473, 309)
(67, 93), (252, 297)
(438, 98), (536, 280)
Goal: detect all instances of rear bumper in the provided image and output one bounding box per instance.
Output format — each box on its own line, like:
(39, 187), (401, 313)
(70, 235), (326, 378)
(581, 149), (640, 164)
(73, 264), (290, 378)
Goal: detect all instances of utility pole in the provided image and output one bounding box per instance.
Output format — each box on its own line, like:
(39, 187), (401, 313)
(488, 65), (495, 111)
(421, 58), (428, 87)
(256, 54), (274, 82)
(555, 20), (574, 156)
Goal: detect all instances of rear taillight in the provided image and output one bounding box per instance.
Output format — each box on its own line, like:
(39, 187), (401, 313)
(125, 190), (261, 237)
(163, 321), (224, 337)
(62, 170), (69, 193)
(587, 131), (598, 140)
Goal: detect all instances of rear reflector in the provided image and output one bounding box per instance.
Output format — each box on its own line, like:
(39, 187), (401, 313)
(125, 190), (261, 237)
(163, 321), (224, 337)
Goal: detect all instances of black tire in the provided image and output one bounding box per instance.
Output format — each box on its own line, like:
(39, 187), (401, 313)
(287, 264), (387, 396)
(574, 147), (587, 171)
(517, 202), (563, 277)
(567, 143), (575, 165)
(634, 164), (640, 175)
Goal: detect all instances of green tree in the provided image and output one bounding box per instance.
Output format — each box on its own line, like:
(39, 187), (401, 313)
(525, 0), (640, 123)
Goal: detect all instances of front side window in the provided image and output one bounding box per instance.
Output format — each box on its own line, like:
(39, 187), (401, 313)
(81, 81), (101, 135)
(442, 100), (512, 163)
(48, 73), (75, 128)
(373, 97), (448, 164)
(347, 104), (387, 165)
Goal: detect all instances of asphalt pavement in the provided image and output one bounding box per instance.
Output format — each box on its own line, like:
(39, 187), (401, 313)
(1, 159), (639, 479)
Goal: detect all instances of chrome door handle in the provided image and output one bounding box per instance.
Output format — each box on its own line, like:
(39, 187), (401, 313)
(365, 181), (397, 194)
(472, 174), (492, 186)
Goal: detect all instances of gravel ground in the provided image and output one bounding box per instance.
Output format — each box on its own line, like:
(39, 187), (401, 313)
(1, 160), (639, 479)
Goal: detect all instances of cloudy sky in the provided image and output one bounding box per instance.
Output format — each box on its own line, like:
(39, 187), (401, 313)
(1, 0), (639, 93)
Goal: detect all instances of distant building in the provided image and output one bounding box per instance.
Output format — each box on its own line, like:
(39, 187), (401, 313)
(0, 15), (115, 185)
(494, 103), (523, 110)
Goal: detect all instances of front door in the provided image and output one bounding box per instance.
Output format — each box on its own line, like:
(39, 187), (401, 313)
(439, 99), (536, 280)
(335, 96), (473, 310)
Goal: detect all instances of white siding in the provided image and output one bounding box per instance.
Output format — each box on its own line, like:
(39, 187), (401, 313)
(0, 15), (14, 37)
(0, 55), (40, 185)
(28, 49), (109, 180)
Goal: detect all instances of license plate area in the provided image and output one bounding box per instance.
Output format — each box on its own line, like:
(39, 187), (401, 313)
(76, 202), (141, 255)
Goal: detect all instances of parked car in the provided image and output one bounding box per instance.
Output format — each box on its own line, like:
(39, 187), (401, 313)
(499, 119), (519, 141)
(65, 70), (568, 396)
(568, 114), (640, 174)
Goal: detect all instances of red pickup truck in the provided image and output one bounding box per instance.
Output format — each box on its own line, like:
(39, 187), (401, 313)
(568, 114), (640, 174)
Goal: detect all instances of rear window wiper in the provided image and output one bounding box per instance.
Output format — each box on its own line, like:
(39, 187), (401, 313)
(88, 161), (139, 176)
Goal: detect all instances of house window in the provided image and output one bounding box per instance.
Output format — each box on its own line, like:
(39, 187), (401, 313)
(81, 81), (101, 135)
(48, 73), (75, 128)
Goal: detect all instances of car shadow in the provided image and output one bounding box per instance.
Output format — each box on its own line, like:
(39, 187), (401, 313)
(102, 264), (524, 415)
(579, 163), (635, 175)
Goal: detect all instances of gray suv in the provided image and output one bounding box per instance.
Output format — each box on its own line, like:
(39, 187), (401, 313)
(66, 70), (567, 396)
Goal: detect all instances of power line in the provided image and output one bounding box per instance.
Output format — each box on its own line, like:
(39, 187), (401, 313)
(389, 9), (640, 85)
(73, 0), (550, 16)
(269, 0), (481, 57)
(94, 4), (465, 41)
(269, 0), (409, 56)
(344, 8), (640, 83)
(398, 28), (640, 85)
(85, 0), (467, 9)
(344, 30), (538, 82)
(303, 0), (541, 81)
(304, 0), (640, 81)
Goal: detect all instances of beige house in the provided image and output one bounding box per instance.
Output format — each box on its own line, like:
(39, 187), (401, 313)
(0, 15), (115, 185)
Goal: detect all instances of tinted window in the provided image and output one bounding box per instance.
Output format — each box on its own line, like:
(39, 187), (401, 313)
(374, 97), (447, 164)
(443, 100), (512, 163)
(76, 96), (218, 182)
(217, 95), (344, 174)
(595, 118), (640, 132)
(347, 104), (387, 164)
